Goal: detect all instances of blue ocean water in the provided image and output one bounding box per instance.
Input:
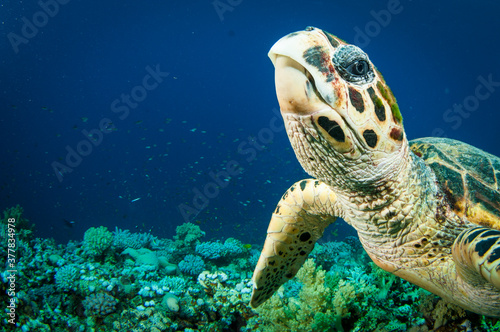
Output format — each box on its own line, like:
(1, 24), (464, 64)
(3, 1), (500, 331)
(1, 1), (500, 249)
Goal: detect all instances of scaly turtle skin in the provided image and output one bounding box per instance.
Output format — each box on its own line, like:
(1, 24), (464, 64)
(250, 27), (500, 317)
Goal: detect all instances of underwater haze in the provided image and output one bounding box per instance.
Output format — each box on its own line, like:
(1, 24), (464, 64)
(2, 1), (500, 331)
(2, 0), (500, 244)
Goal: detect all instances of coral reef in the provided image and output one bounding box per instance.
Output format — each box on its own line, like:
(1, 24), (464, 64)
(0, 204), (34, 241)
(112, 227), (159, 250)
(173, 222), (205, 250)
(54, 264), (79, 291)
(196, 237), (245, 261)
(82, 292), (118, 317)
(0, 205), (495, 332)
(83, 226), (113, 257)
(178, 254), (205, 276)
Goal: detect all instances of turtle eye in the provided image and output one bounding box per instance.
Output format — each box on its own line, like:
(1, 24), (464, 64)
(347, 60), (369, 76)
(333, 45), (374, 85)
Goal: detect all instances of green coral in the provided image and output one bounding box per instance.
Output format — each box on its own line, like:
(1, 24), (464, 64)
(173, 222), (205, 249)
(1, 205), (34, 241)
(54, 264), (80, 291)
(83, 226), (113, 257)
(481, 316), (500, 331)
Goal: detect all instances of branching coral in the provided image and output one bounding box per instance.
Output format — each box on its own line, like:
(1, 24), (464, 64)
(178, 254), (205, 276)
(195, 238), (244, 261)
(112, 227), (159, 250)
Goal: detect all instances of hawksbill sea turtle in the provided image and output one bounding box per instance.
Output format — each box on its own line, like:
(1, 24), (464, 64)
(249, 27), (500, 317)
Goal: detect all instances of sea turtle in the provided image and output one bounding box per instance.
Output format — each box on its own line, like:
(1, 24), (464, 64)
(250, 27), (500, 317)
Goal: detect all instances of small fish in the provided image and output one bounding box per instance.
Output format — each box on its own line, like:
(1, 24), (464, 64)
(63, 219), (75, 228)
(131, 197), (141, 203)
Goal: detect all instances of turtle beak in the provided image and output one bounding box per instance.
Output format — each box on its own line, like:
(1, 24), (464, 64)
(270, 55), (329, 116)
(268, 28), (339, 117)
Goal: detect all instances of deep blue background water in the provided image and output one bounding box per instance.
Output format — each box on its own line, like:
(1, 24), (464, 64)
(1, 0), (500, 244)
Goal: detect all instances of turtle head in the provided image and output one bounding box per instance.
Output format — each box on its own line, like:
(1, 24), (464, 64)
(269, 27), (407, 188)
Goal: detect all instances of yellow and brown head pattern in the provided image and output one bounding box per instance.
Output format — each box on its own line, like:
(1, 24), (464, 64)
(269, 27), (405, 184)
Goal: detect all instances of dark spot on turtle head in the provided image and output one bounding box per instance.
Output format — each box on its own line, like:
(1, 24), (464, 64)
(300, 250), (307, 256)
(376, 80), (402, 123)
(299, 180), (307, 191)
(318, 116), (345, 142)
(303, 46), (330, 74)
(367, 87), (386, 121)
(390, 128), (404, 141)
(414, 243), (421, 248)
(285, 273), (294, 279)
(363, 129), (378, 148)
(299, 232), (311, 242)
(348, 87), (364, 113)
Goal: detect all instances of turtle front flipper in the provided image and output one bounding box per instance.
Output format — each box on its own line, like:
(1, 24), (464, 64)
(453, 226), (500, 290)
(250, 179), (339, 308)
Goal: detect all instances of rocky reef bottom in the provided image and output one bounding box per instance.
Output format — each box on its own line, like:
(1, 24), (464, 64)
(1, 206), (499, 331)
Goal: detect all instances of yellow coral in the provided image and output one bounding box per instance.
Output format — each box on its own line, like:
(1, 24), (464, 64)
(252, 259), (335, 332)
(333, 280), (355, 318)
(432, 299), (466, 329)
